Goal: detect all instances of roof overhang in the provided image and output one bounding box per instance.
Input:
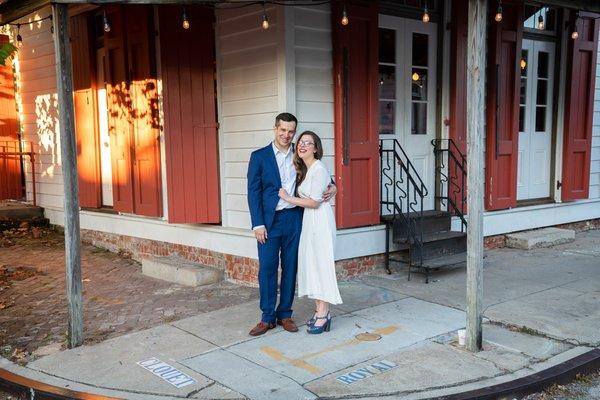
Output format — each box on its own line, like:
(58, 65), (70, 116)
(1, 0), (600, 27)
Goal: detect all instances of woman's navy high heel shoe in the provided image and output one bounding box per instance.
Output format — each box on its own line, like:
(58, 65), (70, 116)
(307, 314), (331, 334)
(307, 311), (318, 327)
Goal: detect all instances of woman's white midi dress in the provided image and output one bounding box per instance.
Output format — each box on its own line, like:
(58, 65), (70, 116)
(297, 160), (343, 305)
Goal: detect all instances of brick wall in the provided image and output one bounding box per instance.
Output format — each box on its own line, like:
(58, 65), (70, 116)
(80, 230), (387, 285)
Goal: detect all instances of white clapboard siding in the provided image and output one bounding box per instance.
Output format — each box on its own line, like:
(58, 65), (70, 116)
(294, 4), (333, 137)
(294, 4), (336, 206)
(15, 8), (63, 209)
(591, 37), (600, 199)
(216, 4), (281, 229)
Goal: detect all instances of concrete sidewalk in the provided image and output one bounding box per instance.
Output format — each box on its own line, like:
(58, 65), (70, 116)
(1, 229), (599, 399)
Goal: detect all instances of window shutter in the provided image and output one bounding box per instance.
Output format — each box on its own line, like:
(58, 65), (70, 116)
(125, 6), (162, 217)
(561, 12), (599, 201)
(485, 2), (523, 210)
(104, 5), (134, 213)
(332, 1), (380, 228)
(0, 34), (21, 200)
(159, 6), (221, 223)
(70, 14), (101, 208)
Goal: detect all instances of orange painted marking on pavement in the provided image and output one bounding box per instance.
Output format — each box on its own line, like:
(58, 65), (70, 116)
(260, 325), (399, 374)
(261, 347), (321, 374)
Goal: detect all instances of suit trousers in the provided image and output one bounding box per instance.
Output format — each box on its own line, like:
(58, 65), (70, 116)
(257, 207), (303, 323)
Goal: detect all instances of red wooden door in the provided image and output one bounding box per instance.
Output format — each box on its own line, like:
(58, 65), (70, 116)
(332, 1), (380, 228)
(126, 6), (162, 217)
(449, 0), (468, 213)
(485, 2), (523, 210)
(0, 34), (21, 200)
(562, 12), (599, 201)
(159, 5), (220, 223)
(105, 5), (134, 213)
(70, 14), (102, 208)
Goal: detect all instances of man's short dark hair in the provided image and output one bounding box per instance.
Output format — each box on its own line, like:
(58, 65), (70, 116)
(275, 112), (298, 127)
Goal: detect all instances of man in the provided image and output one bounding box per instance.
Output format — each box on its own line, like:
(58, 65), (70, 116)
(247, 113), (335, 336)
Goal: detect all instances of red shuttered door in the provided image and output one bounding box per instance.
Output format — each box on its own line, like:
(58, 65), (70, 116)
(70, 14), (102, 208)
(332, 1), (380, 228)
(159, 6), (220, 224)
(562, 12), (599, 201)
(105, 6), (134, 213)
(0, 35), (17, 140)
(485, 2), (523, 210)
(449, 0), (468, 211)
(0, 34), (21, 200)
(126, 6), (162, 217)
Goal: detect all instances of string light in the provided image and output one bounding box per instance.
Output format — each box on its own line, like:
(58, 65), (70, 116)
(495, 0), (503, 22)
(520, 59), (527, 70)
(16, 24), (22, 48)
(571, 14), (579, 39)
(341, 4), (349, 26)
(422, 2), (430, 23)
(412, 72), (420, 81)
(537, 12), (545, 30)
(103, 10), (111, 33)
(182, 7), (190, 29)
(261, 3), (269, 29)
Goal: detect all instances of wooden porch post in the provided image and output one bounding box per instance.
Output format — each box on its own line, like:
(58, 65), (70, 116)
(466, 0), (487, 352)
(52, 3), (83, 348)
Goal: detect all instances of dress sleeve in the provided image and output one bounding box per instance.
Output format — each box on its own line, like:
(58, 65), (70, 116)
(308, 164), (330, 202)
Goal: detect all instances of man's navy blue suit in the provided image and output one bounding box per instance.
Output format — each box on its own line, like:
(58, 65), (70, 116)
(247, 144), (303, 323)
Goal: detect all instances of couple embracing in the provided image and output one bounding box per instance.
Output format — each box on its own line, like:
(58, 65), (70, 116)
(247, 113), (342, 336)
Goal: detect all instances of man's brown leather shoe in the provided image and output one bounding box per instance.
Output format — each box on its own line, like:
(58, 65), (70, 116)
(249, 321), (275, 336)
(277, 318), (299, 332)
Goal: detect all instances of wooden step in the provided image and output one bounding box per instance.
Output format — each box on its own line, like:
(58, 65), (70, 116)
(407, 231), (467, 262)
(387, 210), (452, 241)
(421, 252), (466, 269)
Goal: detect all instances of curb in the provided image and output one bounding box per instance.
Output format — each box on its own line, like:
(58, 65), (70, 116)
(431, 348), (600, 400)
(0, 367), (121, 400)
(1, 349), (599, 400)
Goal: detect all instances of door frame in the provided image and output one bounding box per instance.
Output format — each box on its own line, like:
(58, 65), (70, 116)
(379, 14), (438, 211)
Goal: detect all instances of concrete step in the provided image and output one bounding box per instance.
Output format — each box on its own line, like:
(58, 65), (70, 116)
(0, 202), (44, 220)
(505, 228), (575, 250)
(142, 256), (224, 287)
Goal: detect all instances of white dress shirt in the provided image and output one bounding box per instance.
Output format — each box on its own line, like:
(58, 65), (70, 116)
(273, 142), (297, 211)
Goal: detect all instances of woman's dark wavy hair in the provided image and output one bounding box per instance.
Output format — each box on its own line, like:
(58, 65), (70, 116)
(294, 131), (323, 186)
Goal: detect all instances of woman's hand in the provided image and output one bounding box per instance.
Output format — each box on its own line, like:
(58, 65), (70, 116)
(279, 188), (290, 200)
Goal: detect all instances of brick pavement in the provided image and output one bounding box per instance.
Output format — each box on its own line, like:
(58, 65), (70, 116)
(0, 230), (258, 363)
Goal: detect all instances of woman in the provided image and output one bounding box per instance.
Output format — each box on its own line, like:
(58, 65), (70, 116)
(278, 131), (342, 334)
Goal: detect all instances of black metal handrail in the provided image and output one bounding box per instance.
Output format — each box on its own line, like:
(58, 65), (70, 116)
(379, 139), (428, 270)
(431, 138), (467, 232)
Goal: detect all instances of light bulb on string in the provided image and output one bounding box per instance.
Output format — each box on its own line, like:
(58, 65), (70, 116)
(571, 16), (579, 39)
(103, 10), (111, 33)
(495, 1), (503, 22)
(261, 9), (269, 29)
(537, 12), (545, 30)
(182, 8), (190, 29)
(412, 72), (420, 81)
(16, 24), (22, 47)
(422, 7), (430, 23)
(341, 5), (349, 26)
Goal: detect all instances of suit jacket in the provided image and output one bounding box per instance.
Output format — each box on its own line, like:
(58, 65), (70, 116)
(247, 144), (289, 232)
